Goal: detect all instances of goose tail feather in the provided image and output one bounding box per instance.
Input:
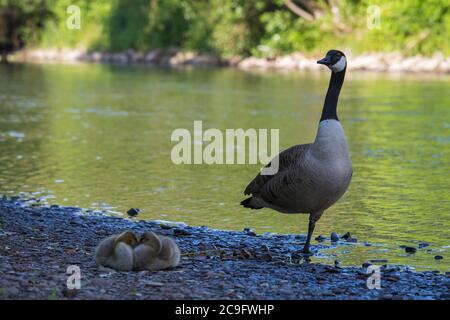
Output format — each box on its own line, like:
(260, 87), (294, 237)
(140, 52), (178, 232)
(240, 197), (263, 209)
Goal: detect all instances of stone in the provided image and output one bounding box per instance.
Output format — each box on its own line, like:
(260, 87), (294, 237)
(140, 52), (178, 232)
(370, 259), (388, 263)
(173, 228), (190, 236)
(126, 208), (140, 217)
(434, 255), (443, 260)
(341, 232), (351, 240)
(379, 293), (393, 300)
(405, 246), (417, 253)
(315, 235), (326, 242)
(330, 232), (340, 242)
(61, 287), (79, 299)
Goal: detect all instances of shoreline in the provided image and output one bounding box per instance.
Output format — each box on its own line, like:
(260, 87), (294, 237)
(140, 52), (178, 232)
(11, 48), (450, 74)
(0, 197), (448, 300)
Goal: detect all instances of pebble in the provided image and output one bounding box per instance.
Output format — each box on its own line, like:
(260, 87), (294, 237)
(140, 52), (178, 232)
(1, 197), (449, 300)
(61, 287), (79, 298)
(434, 255), (443, 260)
(173, 228), (191, 236)
(341, 232), (351, 240)
(315, 235), (326, 242)
(143, 281), (164, 287)
(127, 208), (140, 217)
(386, 276), (400, 282)
(0, 262), (12, 270)
(7, 286), (19, 297)
(370, 259), (388, 263)
(379, 293), (394, 300)
(330, 232), (340, 242)
(405, 246), (417, 253)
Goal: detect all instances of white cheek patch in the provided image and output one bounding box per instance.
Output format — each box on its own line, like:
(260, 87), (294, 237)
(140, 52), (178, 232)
(330, 56), (346, 73)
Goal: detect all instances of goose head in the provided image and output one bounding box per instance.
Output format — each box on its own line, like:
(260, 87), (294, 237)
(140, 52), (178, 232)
(317, 50), (347, 73)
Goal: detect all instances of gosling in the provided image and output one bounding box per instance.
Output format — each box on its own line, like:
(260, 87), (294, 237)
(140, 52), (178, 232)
(95, 230), (138, 271)
(133, 231), (181, 271)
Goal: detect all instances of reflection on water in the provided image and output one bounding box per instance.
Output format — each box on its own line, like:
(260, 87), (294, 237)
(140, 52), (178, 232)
(0, 63), (449, 271)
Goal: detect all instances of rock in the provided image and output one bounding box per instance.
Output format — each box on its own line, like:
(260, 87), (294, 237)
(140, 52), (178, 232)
(126, 208), (140, 217)
(370, 259), (388, 263)
(152, 220), (188, 228)
(418, 243), (429, 249)
(379, 293), (394, 300)
(434, 255), (444, 260)
(7, 286), (19, 297)
(98, 266), (117, 273)
(91, 278), (111, 287)
(173, 228), (190, 236)
(341, 232), (351, 240)
(315, 235), (326, 242)
(386, 276), (400, 282)
(61, 287), (79, 299)
(143, 281), (164, 287)
(0, 262), (12, 270)
(330, 232), (340, 242)
(404, 246), (417, 253)
(440, 293), (450, 299)
(259, 253), (273, 262)
(247, 231), (257, 237)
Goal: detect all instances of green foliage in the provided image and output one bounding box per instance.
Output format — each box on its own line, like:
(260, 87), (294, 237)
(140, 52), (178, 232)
(1, 0), (449, 56)
(208, 0), (273, 57)
(38, 0), (111, 49)
(361, 0), (450, 55)
(0, 0), (53, 55)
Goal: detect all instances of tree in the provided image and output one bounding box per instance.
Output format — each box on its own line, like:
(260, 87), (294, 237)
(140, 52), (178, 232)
(0, 0), (52, 62)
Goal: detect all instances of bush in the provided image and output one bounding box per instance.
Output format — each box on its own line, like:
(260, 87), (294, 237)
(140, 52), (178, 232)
(2, 0), (448, 56)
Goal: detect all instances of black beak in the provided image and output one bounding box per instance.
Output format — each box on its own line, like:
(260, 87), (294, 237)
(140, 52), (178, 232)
(317, 56), (331, 65)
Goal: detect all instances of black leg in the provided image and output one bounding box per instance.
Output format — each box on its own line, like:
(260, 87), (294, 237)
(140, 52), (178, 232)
(302, 211), (324, 254)
(302, 220), (315, 254)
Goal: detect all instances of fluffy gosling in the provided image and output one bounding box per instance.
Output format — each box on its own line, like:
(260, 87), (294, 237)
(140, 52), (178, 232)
(95, 230), (138, 271)
(133, 231), (181, 271)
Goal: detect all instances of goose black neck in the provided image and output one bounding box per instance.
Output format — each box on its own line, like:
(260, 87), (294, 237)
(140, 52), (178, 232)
(320, 68), (346, 122)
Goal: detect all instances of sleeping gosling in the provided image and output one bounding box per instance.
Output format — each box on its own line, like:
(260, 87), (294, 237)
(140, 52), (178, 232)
(95, 230), (138, 271)
(133, 231), (180, 271)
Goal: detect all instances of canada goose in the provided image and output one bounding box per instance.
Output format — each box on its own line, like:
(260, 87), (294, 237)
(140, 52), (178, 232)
(133, 231), (181, 271)
(95, 230), (138, 271)
(241, 50), (352, 254)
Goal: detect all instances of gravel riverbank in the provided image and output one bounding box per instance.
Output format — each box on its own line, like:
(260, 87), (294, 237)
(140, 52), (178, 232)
(0, 197), (448, 300)
(13, 48), (450, 74)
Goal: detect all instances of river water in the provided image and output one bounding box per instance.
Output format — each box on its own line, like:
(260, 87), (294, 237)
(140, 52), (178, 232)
(0, 63), (448, 271)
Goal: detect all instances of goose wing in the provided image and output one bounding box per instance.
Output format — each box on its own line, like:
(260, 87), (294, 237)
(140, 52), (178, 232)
(244, 143), (311, 195)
